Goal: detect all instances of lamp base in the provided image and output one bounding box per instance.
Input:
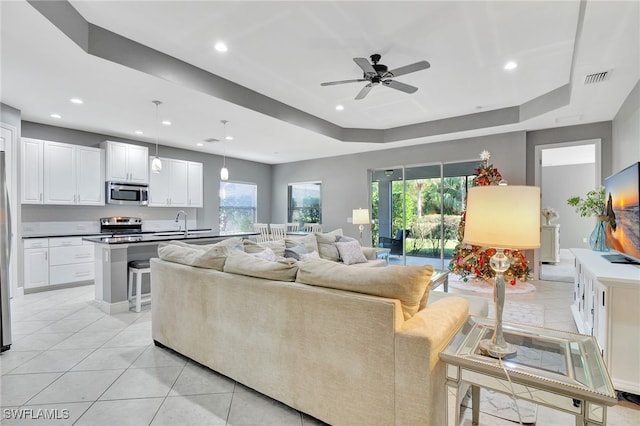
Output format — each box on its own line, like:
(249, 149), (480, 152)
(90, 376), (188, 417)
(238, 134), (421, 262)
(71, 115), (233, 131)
(479, 338), (517, 359)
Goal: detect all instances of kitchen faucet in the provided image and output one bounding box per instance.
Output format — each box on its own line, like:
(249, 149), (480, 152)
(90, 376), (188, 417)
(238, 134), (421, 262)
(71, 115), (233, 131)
(175, 210), (188, 237)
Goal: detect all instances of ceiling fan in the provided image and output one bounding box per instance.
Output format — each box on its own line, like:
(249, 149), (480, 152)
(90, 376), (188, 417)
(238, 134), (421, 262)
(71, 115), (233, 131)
(320, 54), (430, 100)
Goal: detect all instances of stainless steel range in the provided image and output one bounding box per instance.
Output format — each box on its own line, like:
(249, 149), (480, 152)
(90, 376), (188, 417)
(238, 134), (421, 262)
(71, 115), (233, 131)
(100, 217), (143, 235)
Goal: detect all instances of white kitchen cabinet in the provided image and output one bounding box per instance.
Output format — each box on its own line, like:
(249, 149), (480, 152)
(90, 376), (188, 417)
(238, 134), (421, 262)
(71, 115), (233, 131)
(21, 138), (44, 204)
(187, 161), (203, 207)
(148, 158), (192, 207)
(101, 140), (149, 184)
(22, 139), (104, 206)
(570, 248), (640, 394)
(23, 239), (49, 289)
(540, 225), (560, 263)
(23, 237), (95, 290)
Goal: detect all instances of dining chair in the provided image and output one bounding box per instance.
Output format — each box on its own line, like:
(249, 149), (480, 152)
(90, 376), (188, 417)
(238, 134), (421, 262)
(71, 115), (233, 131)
(253, 223), (271, 243)
(303, 223), (322, 233)
(269, 224), (287, 241)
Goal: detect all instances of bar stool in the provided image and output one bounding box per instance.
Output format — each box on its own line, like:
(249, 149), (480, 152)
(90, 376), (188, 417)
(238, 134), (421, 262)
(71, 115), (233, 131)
(128, 260), (151, 313)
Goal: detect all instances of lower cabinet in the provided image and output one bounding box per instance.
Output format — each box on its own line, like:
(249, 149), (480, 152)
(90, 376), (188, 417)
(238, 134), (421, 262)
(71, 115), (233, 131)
(23, 237), (95, 289)
(570, 248), (640, 394)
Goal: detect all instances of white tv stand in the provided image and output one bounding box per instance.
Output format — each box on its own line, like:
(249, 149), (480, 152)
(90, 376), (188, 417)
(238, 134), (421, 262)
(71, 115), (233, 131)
(570, 248), (640, 394)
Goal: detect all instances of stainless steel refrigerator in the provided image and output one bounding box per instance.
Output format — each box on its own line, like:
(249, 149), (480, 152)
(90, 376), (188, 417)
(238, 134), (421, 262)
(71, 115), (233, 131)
(0, 149), (12, 352)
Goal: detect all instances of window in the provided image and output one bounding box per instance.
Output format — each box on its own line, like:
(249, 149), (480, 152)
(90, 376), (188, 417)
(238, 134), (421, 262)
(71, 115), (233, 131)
(219, 182), (257, 233)
(288, 182), (321, 225)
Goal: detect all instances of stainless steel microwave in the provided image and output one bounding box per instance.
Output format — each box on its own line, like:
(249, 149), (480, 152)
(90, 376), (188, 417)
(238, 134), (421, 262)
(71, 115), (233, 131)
(105, 182), (149, 205)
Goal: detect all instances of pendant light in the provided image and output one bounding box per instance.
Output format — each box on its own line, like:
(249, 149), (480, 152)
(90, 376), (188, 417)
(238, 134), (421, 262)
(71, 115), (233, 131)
(151, 100), (163, 173)
(220, 120), (229, 181)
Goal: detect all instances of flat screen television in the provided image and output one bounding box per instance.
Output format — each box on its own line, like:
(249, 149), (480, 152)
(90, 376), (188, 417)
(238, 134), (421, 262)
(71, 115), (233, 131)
(603, 161), (640, 265)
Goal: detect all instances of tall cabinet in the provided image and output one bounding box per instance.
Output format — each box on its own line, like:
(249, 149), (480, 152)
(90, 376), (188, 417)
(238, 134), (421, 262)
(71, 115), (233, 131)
(570, 248), (640, 394)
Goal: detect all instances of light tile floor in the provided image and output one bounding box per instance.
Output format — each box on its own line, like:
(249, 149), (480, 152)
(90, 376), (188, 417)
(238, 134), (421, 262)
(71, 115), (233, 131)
(1, 282), (638, 426)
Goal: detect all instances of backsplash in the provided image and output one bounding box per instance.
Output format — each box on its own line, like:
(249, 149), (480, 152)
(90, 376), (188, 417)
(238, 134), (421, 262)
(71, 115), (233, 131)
(22, 219), (199, 237)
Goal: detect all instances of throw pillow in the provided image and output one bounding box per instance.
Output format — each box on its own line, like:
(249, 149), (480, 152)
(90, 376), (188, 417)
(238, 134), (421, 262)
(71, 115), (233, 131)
(315, 228), (344, 261)
(285, 233), (318, 253)
(335, 240), (367, 265)
(296, 259), (434, 320)
(223, 250), (298, 281)
(251, 247), (278, 262)
(336, 235), (358, 244)
(284, 244), (308, 261)
(299, 251), (321, 260)
(243, 239), (286, 257)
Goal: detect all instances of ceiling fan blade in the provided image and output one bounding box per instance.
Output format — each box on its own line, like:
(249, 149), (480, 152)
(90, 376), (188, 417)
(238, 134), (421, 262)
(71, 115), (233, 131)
(353, 57), (377, 77)
(355, 83), (375, 100)
(384, 79), (418, 94)
(385, 60), (430, 78)
(320, 79), (367, 86)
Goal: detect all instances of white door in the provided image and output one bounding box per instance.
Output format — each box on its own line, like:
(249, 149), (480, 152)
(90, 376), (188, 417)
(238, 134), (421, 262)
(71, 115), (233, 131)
(24, 248), (49, 289)
(21, 138), (43, 204)
(168, 159), (188, 206)
(76, 147), (104, 205)
(187, 161), (203, 207)
(148, 157), (170, 206)
(105, 141), (129, 182)
(127, 144), (149, 184)
(43, 141), (75, 204)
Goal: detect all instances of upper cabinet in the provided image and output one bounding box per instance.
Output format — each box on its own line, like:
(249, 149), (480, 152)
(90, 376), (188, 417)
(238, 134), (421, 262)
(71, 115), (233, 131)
(101, 140), (148, 184)
(21, 138), (105, 206)
(148, 157), (202, 208)
(21, 138), (44, 204)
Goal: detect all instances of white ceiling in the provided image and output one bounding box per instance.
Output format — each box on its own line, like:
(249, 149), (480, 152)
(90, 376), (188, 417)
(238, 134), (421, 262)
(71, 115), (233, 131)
(1, 0), (638, 164)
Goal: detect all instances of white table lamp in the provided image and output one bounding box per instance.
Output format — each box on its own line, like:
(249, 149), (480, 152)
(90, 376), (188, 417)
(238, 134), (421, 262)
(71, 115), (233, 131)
(463, 185), (540, 358)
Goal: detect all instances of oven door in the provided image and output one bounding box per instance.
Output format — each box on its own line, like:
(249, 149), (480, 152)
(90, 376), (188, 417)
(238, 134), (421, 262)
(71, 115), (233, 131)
(106, 182), (149, 205)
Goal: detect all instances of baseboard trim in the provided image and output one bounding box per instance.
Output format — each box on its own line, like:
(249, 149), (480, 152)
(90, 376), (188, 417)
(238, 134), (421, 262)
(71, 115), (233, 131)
(99, 300), (130, 315)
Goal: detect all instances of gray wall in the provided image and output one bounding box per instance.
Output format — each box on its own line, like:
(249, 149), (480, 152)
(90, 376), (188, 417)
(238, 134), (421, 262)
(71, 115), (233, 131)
(272, 131), (527, 241)
(612, 80), (640, 172)
(541, 163), (596, 249)
(21, 121), (272, 231)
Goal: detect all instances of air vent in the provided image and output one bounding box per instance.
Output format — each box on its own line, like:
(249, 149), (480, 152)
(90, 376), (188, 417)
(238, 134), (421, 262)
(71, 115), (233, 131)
(584, 71), (610, 84)
(204, 138), (220, 143)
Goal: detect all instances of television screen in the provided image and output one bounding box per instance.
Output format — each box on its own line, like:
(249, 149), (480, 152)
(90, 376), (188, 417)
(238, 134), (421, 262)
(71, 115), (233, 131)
(604, 162), (640, 263)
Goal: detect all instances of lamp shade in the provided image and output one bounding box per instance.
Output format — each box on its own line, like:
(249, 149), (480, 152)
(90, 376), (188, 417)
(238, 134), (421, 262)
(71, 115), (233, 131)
(220, 166), (229, 181)
(352, 208), (370, 225)
(463, 185), (540, 249)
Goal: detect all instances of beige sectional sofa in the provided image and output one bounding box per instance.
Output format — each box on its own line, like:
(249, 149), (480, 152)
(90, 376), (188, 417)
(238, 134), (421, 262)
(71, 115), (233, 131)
(151, 237), (482, 425)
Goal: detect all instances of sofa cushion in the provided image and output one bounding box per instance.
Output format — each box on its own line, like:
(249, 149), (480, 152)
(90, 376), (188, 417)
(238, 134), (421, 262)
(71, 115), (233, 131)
(335, 240), (368, 265)
(285, 233), (318, 254)
(243, 239), (286, 257)
(224, 250), (298, 281)
(250, 247), (279, 262)
(315, 229), (344, 261)
(296, 259), (434, 320)
(299, 251), (321, 260)
(157, 242), (229, 270)
(284, 244), (308, 261)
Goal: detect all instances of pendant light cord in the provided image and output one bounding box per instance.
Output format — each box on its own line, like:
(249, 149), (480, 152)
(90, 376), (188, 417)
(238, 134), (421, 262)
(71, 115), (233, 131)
(153, 100), (162, 157)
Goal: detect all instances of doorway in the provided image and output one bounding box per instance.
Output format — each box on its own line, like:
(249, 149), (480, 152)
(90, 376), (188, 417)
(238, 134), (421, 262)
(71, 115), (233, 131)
(535, 139), (601, 281)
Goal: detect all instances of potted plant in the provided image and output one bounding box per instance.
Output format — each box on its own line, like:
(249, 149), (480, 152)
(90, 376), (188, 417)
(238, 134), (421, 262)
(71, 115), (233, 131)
(567, 187), (609, 251)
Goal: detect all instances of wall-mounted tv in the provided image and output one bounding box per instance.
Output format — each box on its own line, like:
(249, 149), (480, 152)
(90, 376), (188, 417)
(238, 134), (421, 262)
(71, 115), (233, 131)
(603, 161), (640, 265)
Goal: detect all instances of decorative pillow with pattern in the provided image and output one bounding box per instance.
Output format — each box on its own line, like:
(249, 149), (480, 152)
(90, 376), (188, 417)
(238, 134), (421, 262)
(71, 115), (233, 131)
(335, 240), (368, 265)
(250, 247), (279, 262)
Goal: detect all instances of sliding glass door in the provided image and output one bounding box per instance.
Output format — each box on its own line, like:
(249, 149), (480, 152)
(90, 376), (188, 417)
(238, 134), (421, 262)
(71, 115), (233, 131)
(371, 160), (478, 269)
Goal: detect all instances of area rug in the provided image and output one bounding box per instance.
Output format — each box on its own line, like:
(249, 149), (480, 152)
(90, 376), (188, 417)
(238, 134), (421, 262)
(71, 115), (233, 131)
(448, 275), (537, 294)
(464, 302), (545, 424)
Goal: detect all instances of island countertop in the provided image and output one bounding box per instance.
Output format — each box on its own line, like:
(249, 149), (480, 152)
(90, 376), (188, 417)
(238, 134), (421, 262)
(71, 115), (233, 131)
(83, 231), (257, 245)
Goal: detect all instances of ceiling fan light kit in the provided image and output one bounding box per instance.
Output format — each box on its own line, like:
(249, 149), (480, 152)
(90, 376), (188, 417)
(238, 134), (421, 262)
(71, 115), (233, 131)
(320, 53), (430, 100)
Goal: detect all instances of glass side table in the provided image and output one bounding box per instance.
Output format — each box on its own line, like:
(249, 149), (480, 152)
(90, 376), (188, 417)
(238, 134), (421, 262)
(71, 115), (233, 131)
(439, 316), (617, 426)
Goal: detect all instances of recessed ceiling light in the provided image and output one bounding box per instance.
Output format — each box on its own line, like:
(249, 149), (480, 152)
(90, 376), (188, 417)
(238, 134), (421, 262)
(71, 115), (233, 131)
(161, 120), (172, 126)
(50, 113), (62, 119)
(225, 135), (233, 141)
(69, 98), (84, 104)
(196, 142), (204, 147)
(135, 130), (143, 135)
(335, 105), (344, 111)
(504, 61), (518, 71)
(214, 42), (228, 53)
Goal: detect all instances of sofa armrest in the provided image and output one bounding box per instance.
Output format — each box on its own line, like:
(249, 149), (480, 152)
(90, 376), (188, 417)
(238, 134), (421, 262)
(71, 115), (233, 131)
(360, 246), (378, 260)
(394, 296), (469, 426)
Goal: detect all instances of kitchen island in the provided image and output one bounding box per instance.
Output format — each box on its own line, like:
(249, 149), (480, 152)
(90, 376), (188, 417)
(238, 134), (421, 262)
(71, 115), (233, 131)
(84, 232), (256, 314)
